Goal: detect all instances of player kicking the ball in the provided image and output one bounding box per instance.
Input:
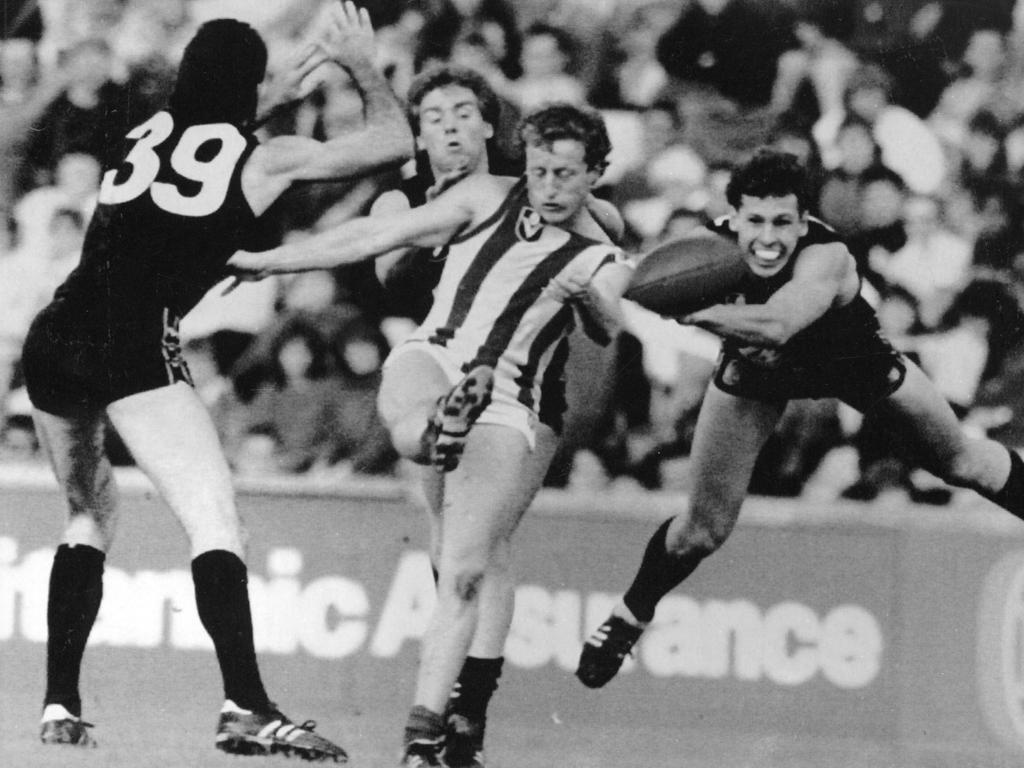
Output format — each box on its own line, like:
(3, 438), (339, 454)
(24, 4), (410, 758)
(366, 68), (627, 768)
(229, 104), (632, 767)
(576, 149), (1024, 689)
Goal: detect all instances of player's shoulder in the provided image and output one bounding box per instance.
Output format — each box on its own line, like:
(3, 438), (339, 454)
(565, 228), (629, 268)
(705, 215), (735, 240)
(436, 174), (521, 223)
(799, 216), (849, 258)
(371, 187), (413, 215)
(803, 215), (843, 244)
(584, 197), (625, 245)
(793, 228), (853, 279)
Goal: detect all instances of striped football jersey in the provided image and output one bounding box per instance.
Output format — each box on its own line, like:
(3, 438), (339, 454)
(407, 178), (621, 413)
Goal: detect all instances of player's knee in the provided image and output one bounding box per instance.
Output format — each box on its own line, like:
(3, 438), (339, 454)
(390, 423), (429, 462)
(64, 485), (95, 516)
(448, 565), (486, 602)
(441, 553), (489, 602)
(64, 479), (110, 520)
(934, 444), (985, 488)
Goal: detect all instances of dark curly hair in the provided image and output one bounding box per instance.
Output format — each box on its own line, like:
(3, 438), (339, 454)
(406, 64), (500, 136)
(726, 148), (812, 212)
(170, 19), (267, 126)
(517, 103), (611, 174)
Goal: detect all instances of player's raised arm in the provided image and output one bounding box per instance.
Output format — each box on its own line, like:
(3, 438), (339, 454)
(251, 41), (331, 128)
(682, 242), (854, 347)
(245, 2), (412, 201)
(585, 196), (625, 245)
(229, 175), (496, 277)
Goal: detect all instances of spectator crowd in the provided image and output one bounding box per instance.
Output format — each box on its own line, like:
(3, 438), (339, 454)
(2, 0), (1024, 507)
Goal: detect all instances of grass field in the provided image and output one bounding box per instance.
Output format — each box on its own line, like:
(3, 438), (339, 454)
(1, 678), (906, 768)
(4, 477), (1020, 768)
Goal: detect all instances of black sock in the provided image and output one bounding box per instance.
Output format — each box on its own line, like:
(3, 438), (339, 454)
(622, 518), (708, 624)
(191, 550), (271, 713)
(449, 656), (503, 724)
(404, 704), (445, 746)
(44, 544), (105, 717)
(990, 449), (1024, 520)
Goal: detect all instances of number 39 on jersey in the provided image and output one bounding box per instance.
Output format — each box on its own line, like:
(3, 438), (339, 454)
(98, 111), (247, 218)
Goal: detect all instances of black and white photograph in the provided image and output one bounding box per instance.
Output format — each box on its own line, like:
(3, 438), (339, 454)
(3, 1), (1024, 766)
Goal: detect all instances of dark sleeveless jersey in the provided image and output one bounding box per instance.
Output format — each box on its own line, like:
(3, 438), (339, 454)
(706, 215), (887, 363)
(49, 108), (259, 350)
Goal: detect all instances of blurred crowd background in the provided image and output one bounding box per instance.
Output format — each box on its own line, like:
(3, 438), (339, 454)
(2, 0), (1024, 507)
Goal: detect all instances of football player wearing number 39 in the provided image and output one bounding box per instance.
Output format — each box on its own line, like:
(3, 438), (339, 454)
(22, 3), (410, 760)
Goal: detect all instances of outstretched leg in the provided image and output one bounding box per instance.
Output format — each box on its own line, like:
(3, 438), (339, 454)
(107, 383), (346, 761)
(871, 360), (1019, 513)
(577, 386), (784, 688)
(34, 408), (116, 746)
(442, 424), (559, 768)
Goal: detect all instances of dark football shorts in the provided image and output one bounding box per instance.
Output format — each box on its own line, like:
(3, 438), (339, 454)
(22, 305), (193, 418)
(712, 345), (907, 413)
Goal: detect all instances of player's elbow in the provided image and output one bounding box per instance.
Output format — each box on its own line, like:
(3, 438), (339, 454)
(758, 320), (793, 348)
(371, 121), (415, 169)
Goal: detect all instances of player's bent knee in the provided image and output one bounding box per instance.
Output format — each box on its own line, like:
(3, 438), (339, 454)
(936, 446), (986, 489)
(64, 486), (107, 518)
(453, 569), (485, 602)
(390, 422), (431, 462)
(441, 563), (487, 602)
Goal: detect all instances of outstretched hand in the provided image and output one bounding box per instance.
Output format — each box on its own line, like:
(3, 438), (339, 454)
(543, 264), (592, 304)
(318, 0), (376, 69)
(259, 42), (331, 114)
(222, 251), (275, 295)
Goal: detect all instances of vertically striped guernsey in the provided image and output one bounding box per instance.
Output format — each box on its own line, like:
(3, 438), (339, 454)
(408, 178), (621, 415)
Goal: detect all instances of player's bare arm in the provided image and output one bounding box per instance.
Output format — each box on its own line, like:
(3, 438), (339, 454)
(576, 258), (634, 344)
(544, 254), (633, 345)
(242, 2), (413, 214)
(230, 174), (513, 277)
(682, 242), (857, 347)
(368, 157), (474, 284)
(370, 188), (415, 284)
(252, 41), (332, 127)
